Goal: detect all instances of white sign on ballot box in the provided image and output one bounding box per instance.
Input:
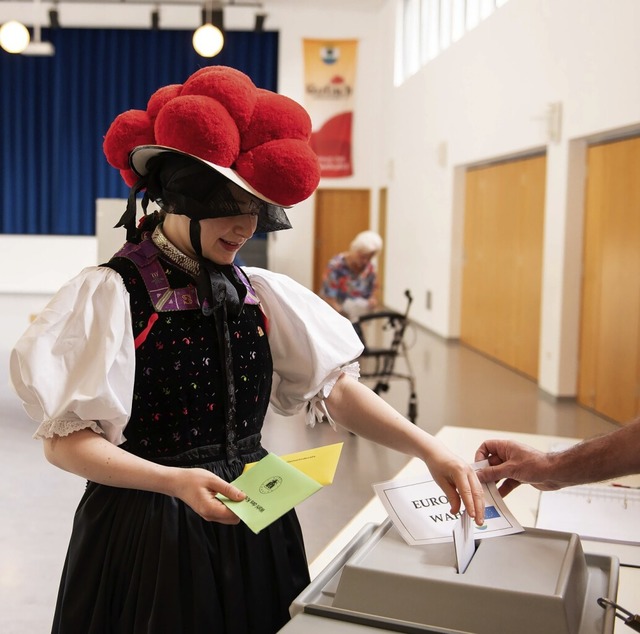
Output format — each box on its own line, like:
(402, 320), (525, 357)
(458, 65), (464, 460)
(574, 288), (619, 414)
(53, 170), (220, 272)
(373, 460), (523, 546)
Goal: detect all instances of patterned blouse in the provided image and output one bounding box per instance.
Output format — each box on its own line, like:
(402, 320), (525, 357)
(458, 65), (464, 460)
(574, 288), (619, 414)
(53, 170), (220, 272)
(320, 253), (377, 305)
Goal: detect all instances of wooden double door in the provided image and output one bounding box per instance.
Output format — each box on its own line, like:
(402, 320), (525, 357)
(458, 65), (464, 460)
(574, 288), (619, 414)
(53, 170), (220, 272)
(461, 138), (640, 424)
(578, 136), (640, 424)
(461, 155), (546, 380)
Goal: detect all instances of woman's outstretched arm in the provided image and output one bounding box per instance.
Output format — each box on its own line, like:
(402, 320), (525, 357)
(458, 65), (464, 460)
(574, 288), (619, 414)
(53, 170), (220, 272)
(325, 374), (485, 524)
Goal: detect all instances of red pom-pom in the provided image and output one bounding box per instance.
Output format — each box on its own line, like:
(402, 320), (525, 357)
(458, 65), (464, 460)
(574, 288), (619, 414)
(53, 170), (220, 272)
(235, 139), (320, 206)
(182, 66), (258, 132)
(241, 90), (312, 152)
(154, 95), (240, 167)
(120, 168), (139, 187)
(147, 84), (182, 125)
(103, 110), (154, 170)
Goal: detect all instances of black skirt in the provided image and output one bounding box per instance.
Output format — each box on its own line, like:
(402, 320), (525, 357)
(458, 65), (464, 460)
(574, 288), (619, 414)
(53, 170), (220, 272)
(51, 439), (310, 634)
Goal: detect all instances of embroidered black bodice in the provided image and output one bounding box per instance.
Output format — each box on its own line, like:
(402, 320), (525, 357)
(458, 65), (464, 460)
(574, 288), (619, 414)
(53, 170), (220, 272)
(105, 232), (273, 461)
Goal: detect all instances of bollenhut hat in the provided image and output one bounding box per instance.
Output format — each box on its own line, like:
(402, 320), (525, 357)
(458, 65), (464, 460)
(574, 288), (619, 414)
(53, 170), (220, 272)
(103, 65), (321, 236)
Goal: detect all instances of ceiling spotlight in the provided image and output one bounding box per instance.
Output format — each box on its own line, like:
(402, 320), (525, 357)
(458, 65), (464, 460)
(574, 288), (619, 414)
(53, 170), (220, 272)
(0, 20), (31, 54)
(211, 7), (224, 31)
(23, 10), (55, 57)
(193, 3), (224, 58)
(254, 13), (266, 32)
(23, 40), (55, 56)
(193, 24), (224, 58)
(49, 9), (60, 29)
(151, 9), (160, 30)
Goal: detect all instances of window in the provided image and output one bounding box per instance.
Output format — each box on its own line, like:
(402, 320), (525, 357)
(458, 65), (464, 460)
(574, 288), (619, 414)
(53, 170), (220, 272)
(395, 0), (510, 85)
(421, 0), (440, 62)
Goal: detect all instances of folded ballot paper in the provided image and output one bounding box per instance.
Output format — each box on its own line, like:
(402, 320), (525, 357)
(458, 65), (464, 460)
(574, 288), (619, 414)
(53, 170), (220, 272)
(373, 460), (523, 547)
(217, 443), (343, 534)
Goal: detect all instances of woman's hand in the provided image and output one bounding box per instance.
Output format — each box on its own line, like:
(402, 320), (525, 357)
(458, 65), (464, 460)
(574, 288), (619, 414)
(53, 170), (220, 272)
(424, 442), (486, 524)
(170, 467), (246, 524)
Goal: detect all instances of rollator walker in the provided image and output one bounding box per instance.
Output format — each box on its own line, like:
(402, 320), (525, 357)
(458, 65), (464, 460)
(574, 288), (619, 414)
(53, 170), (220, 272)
(354, 289), (418, 423)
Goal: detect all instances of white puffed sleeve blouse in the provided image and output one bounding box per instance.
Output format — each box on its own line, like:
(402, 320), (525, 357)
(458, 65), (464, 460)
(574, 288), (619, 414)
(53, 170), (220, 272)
(10, 265), (363, 445)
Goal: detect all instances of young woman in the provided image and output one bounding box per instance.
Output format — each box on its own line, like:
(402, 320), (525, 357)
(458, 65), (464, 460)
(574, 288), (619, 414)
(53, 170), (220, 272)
(10, 66), (484, 634)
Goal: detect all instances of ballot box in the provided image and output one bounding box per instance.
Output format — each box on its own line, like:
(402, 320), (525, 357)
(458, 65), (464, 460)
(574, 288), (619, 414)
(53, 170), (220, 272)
(284, 518), (619, 634)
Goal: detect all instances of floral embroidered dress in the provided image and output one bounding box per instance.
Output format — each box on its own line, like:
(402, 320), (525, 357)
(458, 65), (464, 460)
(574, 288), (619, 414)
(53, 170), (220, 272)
(10, 226), (363, 634)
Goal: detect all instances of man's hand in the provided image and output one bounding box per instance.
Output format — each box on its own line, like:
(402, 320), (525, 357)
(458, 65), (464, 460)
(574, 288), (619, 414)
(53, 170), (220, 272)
(475, 439), (560, 496)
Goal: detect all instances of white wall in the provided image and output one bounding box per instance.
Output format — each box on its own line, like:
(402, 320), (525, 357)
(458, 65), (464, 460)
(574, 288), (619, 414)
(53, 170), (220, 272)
(0, 234), (94, 356)
(96, 199), (129, 263)
(0, 235), (96, 293)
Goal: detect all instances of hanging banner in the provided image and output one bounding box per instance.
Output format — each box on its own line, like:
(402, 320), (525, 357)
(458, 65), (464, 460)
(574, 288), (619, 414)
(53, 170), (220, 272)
(303, 39), (358, 178)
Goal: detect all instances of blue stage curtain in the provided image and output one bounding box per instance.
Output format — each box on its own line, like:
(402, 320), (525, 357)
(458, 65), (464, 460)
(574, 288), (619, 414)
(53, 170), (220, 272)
(0, 28), (278, 235)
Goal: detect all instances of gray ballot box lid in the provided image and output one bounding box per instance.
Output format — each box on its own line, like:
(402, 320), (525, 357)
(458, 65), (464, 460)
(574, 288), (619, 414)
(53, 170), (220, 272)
(290, 518), (619, 634)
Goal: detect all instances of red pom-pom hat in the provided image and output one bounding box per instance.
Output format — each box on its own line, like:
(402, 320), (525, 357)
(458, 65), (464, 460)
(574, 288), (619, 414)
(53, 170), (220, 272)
(103, 66), (320, 209)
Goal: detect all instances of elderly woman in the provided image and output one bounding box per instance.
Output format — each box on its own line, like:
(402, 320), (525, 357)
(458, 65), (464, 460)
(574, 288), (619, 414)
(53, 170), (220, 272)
(319, 230), (383, 321)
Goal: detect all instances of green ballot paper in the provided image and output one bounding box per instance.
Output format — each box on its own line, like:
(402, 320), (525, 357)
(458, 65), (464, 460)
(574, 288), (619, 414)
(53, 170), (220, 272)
(217, 453), (323, 534)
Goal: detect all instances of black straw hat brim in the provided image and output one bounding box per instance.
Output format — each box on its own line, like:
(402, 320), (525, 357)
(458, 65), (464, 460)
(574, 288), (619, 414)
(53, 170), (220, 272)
(129, 145), (289, 209)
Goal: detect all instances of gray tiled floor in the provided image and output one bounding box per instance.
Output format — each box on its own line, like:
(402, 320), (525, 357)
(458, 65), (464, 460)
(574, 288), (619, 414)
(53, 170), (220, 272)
(0, 294), (617, 633)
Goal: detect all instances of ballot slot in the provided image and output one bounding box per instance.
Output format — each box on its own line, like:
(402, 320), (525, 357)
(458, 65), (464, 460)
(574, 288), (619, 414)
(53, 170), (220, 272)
(292, 517), (619, 634)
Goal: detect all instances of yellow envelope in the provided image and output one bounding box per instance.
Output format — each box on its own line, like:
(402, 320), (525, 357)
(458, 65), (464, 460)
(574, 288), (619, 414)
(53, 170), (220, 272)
(244, 442), (343, 486)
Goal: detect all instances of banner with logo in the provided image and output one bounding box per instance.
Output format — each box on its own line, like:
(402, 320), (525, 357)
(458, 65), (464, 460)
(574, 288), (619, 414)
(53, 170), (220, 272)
(303, 39), (358, 178)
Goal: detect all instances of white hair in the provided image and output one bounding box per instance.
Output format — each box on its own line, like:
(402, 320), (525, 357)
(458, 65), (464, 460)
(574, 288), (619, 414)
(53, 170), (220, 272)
(350, 230), (383, 254)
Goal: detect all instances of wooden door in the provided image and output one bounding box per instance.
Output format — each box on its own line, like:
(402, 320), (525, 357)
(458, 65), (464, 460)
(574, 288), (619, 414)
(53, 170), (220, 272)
(578, 136), (640, 423)
(313, 189), (371, 293)
(461, 155), (546, 380)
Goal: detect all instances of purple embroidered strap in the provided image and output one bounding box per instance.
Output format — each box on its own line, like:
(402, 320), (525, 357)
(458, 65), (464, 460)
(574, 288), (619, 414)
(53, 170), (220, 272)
(234, 264), (259, 305)
(115, 240), (260, 313)
(114, 240), (200, 312)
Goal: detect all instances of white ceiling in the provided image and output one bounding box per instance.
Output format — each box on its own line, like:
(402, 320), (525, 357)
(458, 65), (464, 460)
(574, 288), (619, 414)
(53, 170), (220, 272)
(0, 0), (386, 30)
(0, 0), (384, 9)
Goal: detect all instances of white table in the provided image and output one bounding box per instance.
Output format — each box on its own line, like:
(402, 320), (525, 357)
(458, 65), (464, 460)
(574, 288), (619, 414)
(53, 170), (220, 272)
(309, 426), (640, 633)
